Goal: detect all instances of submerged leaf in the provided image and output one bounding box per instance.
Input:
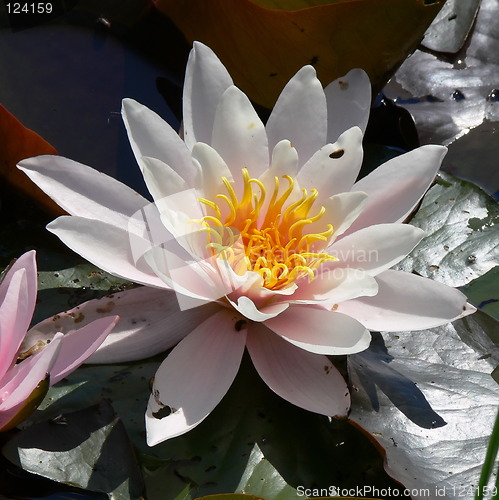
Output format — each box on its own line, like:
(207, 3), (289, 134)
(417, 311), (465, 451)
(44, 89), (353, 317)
(156, 0), (445, 108)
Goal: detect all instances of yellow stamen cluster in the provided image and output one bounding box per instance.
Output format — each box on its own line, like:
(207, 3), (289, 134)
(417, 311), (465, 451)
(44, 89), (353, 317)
(197, 169), (337, 290)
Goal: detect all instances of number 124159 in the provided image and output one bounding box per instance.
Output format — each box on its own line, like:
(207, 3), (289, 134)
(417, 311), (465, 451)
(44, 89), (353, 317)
(6, 3), (53, 14)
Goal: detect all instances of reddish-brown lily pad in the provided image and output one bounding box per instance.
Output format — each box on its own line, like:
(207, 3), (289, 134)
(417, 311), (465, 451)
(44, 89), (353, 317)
(156, 0), (445, 108)
(0, 105), (63, 215)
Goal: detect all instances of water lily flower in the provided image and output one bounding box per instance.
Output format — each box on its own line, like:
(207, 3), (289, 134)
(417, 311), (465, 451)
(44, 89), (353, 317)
(0, 251), (118, 431)
(18, 42), (475, 446)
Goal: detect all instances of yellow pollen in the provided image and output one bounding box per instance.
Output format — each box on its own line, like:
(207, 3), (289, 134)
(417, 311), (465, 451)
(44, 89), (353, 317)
(197, 169), (337, 290)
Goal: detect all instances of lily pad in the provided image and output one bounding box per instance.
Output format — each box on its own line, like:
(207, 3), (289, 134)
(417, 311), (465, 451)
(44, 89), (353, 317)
(0, 104), (61, 214)
(21, 353), (404, 500)
(396, 172), (498, 287)
(386, 0), (499, 148)
(460, 267), (499, 321)
(348, 310), (499, 500)
(421, 0), (481, 53)
(156, 0), (445, 108)
(2, 400), (144, 500)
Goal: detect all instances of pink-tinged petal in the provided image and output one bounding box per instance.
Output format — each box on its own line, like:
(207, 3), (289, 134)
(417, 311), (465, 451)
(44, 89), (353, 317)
(145, 245), (229, 310)
(0, 250), (37, 309)
(25, 287), (221, 364)
(0, 251), (37, 379)
(265, 306), (371, 355)
(344, 145), (447, 235)
(191, 142), (234, 204)
(324, 69), (371, 143)
(49, 316), (119, 384)
(0, 333), (62, 414)
(247, 323), (350, 417)
(0, 270), (33, 381)
(211, 86), (269, 182)
(183, 41), (233, 150)
(337, 270), (476, 332)
(306, 191), (368, 244)
(122, 99), (197, 185)
(266, 66), (327, 166)
(141, 156), (188, 200)
(47, 216), (167, 288)
(228, 296), (289, 322)
(146, 309), (246, 445)
(327, 224), (425, 276)
(297, 127), (364, 201)
(291, 268), (378, 304)
(18, 155), (149, 231)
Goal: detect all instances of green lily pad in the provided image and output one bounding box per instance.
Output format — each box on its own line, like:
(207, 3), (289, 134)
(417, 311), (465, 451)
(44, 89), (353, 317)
(396, 172), (498, 287)
(2, 400), (144, 500)
(460, 267), (499, 321)
(20, 353), (403, 500)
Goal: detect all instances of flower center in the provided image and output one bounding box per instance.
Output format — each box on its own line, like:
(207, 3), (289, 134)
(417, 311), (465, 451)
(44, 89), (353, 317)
(197, 169), (337, 290)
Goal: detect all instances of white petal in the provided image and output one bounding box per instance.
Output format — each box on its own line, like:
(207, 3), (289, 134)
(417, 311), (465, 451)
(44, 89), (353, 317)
(337, 269), (476, 332)
(144, 245), (229, 309)
(211, 86), (269, 182)
(18, 156), (150, 231)
(264, 306), (371, 355)
(48, 216), (167, 288)
(327, 224), (425, 276)
(345, 145), (447, 235)
(291, 267), (378, 304)
(228, 295), (289, 322)
(141, 156), (188, 201)
(146, 309), (246, 445)
(25, 287), (220, 364)
(49, 316), (118, 384)
(266, 66), (327, 166)
(191, 142), (234, 203)
(306, 191), (368, 243)
(183, 41), (233, 149)
(122, 99), (197, 184)
(297, 127), (364, 202)
(247, 322), (350, 417)
(324, 69), (372, 143)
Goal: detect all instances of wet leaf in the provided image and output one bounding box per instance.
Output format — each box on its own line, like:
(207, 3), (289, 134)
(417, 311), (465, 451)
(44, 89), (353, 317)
(348, 311), (499, 500)
(396, 172), (498, 287)
(155, 0), (445, 108)
(460, 267), (499, 321)
(421, 0), (481, 53)
(194, 493), (266, 500)
(25, 354), (403, 500)
(386, 0), (499, 148)
(0, 105), (61, 214)
(2, 400), (144, 500)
